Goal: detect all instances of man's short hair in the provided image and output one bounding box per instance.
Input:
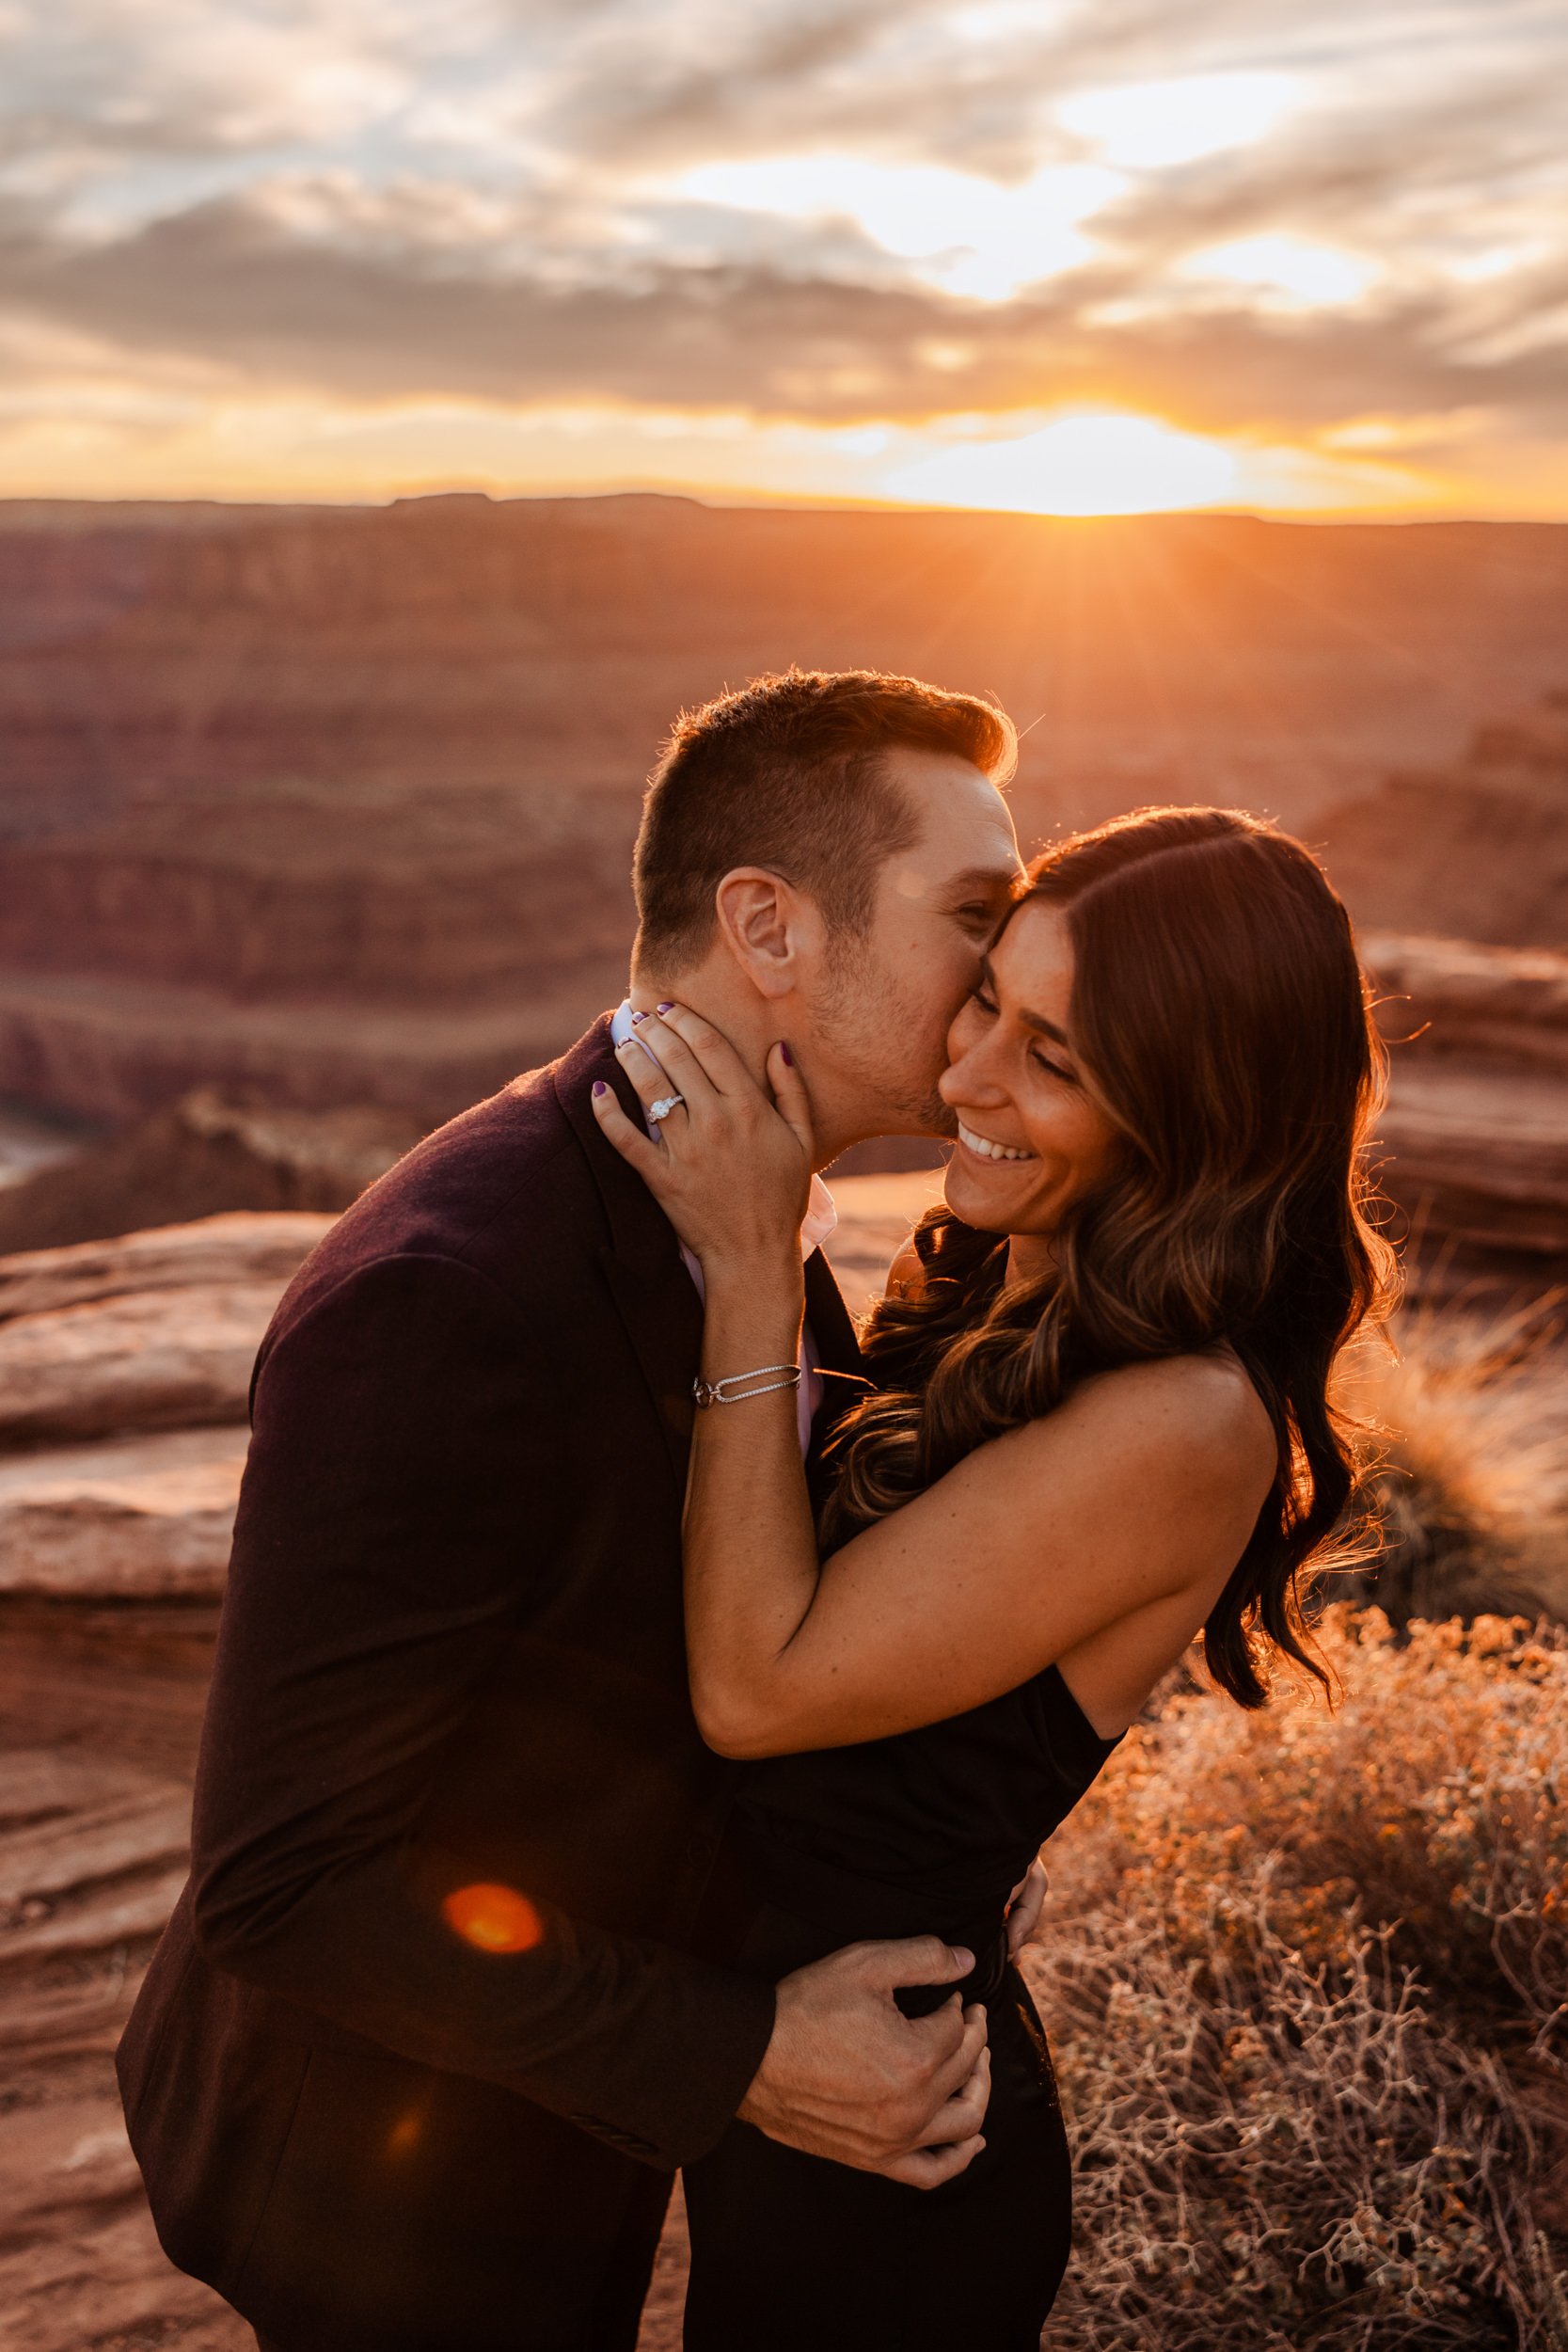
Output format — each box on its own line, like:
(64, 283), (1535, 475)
(632, 667), (1016, 975)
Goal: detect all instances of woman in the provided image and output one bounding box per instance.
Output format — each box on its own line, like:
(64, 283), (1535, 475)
(592, 806), (1395, 2349)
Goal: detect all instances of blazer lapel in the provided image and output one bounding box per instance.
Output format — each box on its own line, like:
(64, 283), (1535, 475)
(554, 1018), (703, 1494)
(803, 1247), (873, 1512)
(805, 1246), (867, 1384)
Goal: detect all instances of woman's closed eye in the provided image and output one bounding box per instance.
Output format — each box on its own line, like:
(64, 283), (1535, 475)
(1029, 1044), (1077, 1087)
(972, 982), (1076, 1086)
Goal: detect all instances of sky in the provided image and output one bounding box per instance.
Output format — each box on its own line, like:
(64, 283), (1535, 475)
(0, 0), (1564, 516)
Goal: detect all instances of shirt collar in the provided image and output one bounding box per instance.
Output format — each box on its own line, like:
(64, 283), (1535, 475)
(611, 1000), (836, 1263)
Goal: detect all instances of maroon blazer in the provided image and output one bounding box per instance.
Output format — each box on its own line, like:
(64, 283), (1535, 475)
(118, 1017), (866, 2350)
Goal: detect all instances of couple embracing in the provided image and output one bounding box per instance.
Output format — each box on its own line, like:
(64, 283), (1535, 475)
(120, 668), (1392, 2350)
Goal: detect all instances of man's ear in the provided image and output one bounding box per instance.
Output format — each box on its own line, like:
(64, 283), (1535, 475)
(712, 866), (826, 1001)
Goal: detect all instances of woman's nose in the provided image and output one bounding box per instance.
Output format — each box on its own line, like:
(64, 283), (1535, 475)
(941, 1031), (1010, 1107)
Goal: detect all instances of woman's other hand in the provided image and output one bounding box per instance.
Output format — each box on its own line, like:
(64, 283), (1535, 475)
(591, 1003), (815, 1278)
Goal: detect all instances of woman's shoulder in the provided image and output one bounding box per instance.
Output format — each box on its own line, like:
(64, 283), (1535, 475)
(1039, 1347), (1275, 1496)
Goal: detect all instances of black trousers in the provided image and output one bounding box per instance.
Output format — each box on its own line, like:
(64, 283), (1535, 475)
(681, 1962), (1071, 2352)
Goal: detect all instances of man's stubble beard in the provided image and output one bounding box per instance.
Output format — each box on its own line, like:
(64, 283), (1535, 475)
(814, 937), (957, 1141)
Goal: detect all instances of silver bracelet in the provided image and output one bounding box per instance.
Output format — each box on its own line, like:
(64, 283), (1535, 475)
(692, 1363), (802, 1408)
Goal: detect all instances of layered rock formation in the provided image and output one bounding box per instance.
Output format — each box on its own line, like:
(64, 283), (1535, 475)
(2, 495), (1567, 1123)
(0, 1745), (247, 2352)
(0, 1211), (331, 2352)
(0, 1212), (329, 1601)
(0, 1208), (334, 1319)
(1323, 697), (1568, 950)
(1366, 932), (1568, 1276)
(0, 1428), (250, 1601)
(0, 1089), (419, 1254)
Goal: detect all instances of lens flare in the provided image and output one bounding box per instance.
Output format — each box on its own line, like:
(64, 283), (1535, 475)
(442, 1882), (544, 1953)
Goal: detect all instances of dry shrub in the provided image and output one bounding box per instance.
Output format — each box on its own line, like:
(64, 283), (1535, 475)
(1331, 1296), (1568, 1627)
(1029, 1611), (1568, 2350)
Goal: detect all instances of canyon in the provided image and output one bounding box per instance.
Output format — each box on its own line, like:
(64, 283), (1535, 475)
(1, 493), (1565, 2347)
(0, 496), (1565, 1128)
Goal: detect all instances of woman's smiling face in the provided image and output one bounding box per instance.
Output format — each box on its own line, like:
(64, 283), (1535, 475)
(939, 898), (1121, 1250)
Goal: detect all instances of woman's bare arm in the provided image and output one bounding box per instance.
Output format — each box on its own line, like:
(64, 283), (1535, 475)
(686, 1263), (1274, 1756)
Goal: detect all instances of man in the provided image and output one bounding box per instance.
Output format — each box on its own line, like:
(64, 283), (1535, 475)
(119, 668), (1027, 2351)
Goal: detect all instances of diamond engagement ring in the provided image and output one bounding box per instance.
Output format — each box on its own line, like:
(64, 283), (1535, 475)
(647, 1092), (686, 1123)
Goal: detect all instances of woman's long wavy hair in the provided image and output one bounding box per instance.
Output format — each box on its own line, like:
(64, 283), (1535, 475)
(822, 806), (1399, 1708)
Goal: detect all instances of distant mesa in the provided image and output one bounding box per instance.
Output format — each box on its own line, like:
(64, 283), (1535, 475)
(0, 1089), (420, 1257)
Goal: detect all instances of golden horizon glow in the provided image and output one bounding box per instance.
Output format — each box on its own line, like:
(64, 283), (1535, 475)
(886, 412), (1241, 515)
(0, 386), (1561, 523)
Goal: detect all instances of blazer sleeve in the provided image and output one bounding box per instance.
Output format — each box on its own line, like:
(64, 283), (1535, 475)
(187, 1248), (775, 2170)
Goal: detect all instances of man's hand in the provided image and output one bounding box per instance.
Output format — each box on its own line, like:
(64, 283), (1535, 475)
(736, 1936), (990, 2189)
(1006, 1856), (1049, 1961)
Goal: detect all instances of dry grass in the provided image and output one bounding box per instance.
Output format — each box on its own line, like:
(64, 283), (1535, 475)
(1026, 1295), (1568, 2344)
(1029, 1606), (1568, 2350)
(1331, 1292), (1568, 1627)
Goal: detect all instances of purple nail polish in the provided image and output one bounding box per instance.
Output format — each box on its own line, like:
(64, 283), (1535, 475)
(657, 1002), (673, 1015)
(631, 1009), (649, 1025)
(592, 1080), (608, 1098)
(780, 1041), (794, 1066)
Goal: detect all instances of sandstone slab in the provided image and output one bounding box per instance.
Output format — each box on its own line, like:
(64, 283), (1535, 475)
(0, 1426), (248, 1599)
(1366, 930), (1568, 1074)
(0, 1739), (246, 2352)
(1377, 1064), (1568, 1262)
(0, 1209), (330, 1325)
(0, 1283), (277, 1446)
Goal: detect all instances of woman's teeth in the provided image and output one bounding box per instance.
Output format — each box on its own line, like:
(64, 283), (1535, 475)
(958, 1120), (1037, 1164)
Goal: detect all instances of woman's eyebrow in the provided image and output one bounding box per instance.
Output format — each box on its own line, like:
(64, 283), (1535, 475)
(1022, 1007), (1072, 1048)
(978, 952), (1073, 1051)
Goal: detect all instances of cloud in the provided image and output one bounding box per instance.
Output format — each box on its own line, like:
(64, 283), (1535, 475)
(3, 178), (1564, 443)
(0, 0), (1563, 492)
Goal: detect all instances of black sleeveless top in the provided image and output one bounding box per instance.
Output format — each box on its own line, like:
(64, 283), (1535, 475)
(716, 1248), (1126, 2006)
(723, 1660), (1124, 2008)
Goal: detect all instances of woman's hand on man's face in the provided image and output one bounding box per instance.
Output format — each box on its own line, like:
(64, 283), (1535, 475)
(591, 1003), (816, 1277)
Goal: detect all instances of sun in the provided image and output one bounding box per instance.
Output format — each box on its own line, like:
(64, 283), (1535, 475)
(884, 412), (1240, 516)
